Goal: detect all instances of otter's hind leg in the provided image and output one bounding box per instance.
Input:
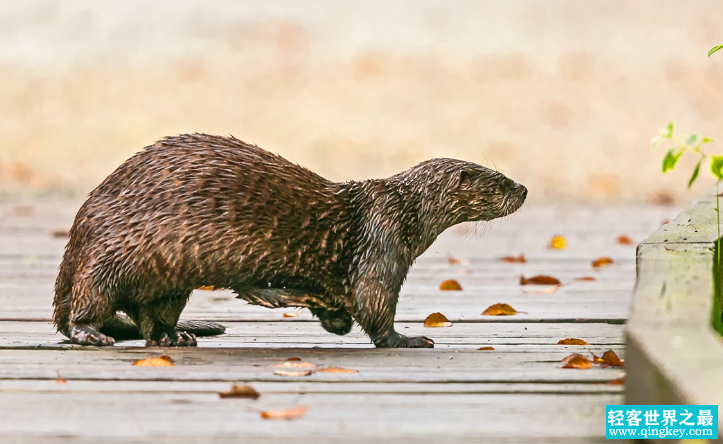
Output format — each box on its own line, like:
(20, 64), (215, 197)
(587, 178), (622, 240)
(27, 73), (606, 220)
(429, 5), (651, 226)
(131, 291), (196, 347)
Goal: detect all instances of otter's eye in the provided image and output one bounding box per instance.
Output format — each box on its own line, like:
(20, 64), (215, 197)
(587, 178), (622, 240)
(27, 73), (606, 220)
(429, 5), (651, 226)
(459, 171), (472, 188)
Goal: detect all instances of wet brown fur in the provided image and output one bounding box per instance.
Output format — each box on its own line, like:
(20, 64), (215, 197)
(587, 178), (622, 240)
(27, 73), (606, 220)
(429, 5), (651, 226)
(53, 134), (527, 347)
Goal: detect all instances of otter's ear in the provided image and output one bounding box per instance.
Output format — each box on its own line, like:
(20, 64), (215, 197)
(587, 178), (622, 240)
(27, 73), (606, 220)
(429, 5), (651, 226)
(458, 171), (473, 188)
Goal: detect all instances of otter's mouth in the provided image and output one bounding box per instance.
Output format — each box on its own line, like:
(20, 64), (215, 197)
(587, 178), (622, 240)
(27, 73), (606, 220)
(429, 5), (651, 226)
(497, 187), (527, 218)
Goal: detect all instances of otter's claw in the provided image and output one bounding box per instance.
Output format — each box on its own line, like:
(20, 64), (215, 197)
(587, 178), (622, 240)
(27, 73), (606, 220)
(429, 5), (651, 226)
(146, 331), (197, 347)
(70, 325), (115, 346)
(374, 332), (435, 348)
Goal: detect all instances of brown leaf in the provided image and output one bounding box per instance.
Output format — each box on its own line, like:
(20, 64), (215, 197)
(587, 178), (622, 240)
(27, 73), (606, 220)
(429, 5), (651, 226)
(132, 355), (175, 367)
(549, 235), (567, 249)
(607, 377), (625, 385)
(501, 254), (526, 263)
(271, 361), (316, 368)
(562, 355), (593, 369)
(56, 370), (67, 384)
(317, 366), (359, 373)
(616, 235), (635, 246)
(218, 384), (260, 399)
(477, 346), (495, 351)
(591, 257), (614, 268)
(600, 350), (624, 367)
(260, 405), (307, 420)
(439, 279), (463, 291)
(448, 257), (460, 265)
(51, 230), (70, 238)
(424, 312), (452, 327)
(557, 338), (589, 345)
(283, 312), (299, 317)
(482, 303), (518, 316)
(286, 357), (301, 361)
(198, 286), (215, 291)
(520, 274), (561, 285)
(589, 350), (605, 364)
(561, 353), (587, 364)
(576, 276), (596, 282)
(273, 370), (313, 377)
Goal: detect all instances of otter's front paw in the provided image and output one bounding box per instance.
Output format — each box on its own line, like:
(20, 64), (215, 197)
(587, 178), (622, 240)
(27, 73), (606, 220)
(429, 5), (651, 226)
(146, 332), (197, 347)
(70, 325), (115, 346)
(374, 332), (434, 348)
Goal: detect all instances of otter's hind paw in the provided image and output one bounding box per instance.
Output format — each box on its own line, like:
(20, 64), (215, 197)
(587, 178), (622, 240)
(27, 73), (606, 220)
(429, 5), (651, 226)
(146, 331), (197, 347)
(374, 333), (434, 348)
(70, 325), (115, 346)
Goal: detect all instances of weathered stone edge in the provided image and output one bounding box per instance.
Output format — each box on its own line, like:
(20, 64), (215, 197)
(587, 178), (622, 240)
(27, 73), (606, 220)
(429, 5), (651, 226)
(626, 186), (723, 441)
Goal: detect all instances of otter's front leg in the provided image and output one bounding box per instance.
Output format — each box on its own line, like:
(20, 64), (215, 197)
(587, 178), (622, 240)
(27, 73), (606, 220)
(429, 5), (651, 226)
(352, 277), (434, 348)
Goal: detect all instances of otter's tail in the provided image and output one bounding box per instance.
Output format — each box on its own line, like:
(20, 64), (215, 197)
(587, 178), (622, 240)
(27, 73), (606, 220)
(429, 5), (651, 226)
(99, 312), (226, 340)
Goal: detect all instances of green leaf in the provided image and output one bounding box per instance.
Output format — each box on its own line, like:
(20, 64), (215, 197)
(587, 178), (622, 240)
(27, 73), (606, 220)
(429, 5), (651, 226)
(709, 45), (723, 57)
(662, 122), (675, 138)
(662, 148), (684, 173)
(686, 134), (698, 145)
(688, 158), (703, 188)
(702, 136), (715, 145)
(710, 156), (723, 180)
(651, 135), (664, 150)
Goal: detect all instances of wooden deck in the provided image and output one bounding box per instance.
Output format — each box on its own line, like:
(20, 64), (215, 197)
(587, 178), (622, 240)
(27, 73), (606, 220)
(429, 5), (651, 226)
(0, 199), (680, 443)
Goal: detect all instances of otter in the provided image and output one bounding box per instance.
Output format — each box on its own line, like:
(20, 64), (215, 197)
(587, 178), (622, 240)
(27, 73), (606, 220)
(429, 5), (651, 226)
(53, 134), (527, 348)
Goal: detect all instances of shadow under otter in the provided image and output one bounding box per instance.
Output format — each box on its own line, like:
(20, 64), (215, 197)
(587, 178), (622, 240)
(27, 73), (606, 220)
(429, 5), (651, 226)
(55, 134), (527, 348)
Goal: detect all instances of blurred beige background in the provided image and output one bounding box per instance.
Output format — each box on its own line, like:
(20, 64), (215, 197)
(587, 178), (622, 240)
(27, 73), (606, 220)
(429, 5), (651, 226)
(1, 0), (722, 202)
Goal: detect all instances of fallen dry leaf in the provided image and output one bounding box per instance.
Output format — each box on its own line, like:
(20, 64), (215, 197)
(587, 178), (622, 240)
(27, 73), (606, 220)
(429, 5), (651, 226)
(132, 355), (175, 367)
(448, 257), (460, 265)
(562, 354), (593, 369)
(523, 285), (561, 294)
(424, 312), (452, 327)
(56, 370), (67, 384)
(271, 361), (316, 368)
(607, 377), (625, 385)
(576, 276), (596, 282)
(260, 405), (307, 420)
(557, 338), (589, 345)
(477, 346), (495, 351)
(482, 303), (519, 316)
(439, 279), (463, 291)
(286, 357), (301, 361)
(218, 384), (260, 399)
(273, 370), (313, 377)
(616, 235), (635, 246)
(561, 353), (587, 364)
(317, 366), (359, 373)
(589, 351), (605, 364)
(501, 254), (526, 263)
(600, 350), (625, 368)
(520, 274), (561, 285)
(198, 286), (215, 291)
(591, 257), (614, 268)
(283, 312), (299, 318)
(549, 235), (567, 250)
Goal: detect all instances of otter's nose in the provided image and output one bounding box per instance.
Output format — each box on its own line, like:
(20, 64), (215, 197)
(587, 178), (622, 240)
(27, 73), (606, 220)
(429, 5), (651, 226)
(517, 183), (528, 199)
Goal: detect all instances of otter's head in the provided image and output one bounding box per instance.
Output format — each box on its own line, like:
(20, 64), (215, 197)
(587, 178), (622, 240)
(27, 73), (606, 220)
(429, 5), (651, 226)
(398, 158), (527, 226)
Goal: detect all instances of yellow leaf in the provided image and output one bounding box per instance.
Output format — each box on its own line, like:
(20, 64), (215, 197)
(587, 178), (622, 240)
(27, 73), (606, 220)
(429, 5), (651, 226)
(607, 377), (625, 385)
(56, 370), (67, 384)
(448, 257), (460, 265)
(218, 384), (260, 399)
(439, 279), (463, 291)
(549, 235), (567, 249)
(198, 286), (215, 291)
(271, 361), (316, 368)
(576, 276), (596, 282)
(600, 349), (624, 367)
(482, 303), (518, 316)
(562, 354), (592, 369)
(477, 346), (495, 351)
(424, 312), (452, 327)
(132, 355), (174, 367)
(317, 366), (359, 373)
(616, 235), (635, 246)
(283, 312), (299, 317)
(260, 405), (307, 420)
(591, 257), (614, 268)
(273, 370), (313, 377)
(557, 338), (589, 345)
